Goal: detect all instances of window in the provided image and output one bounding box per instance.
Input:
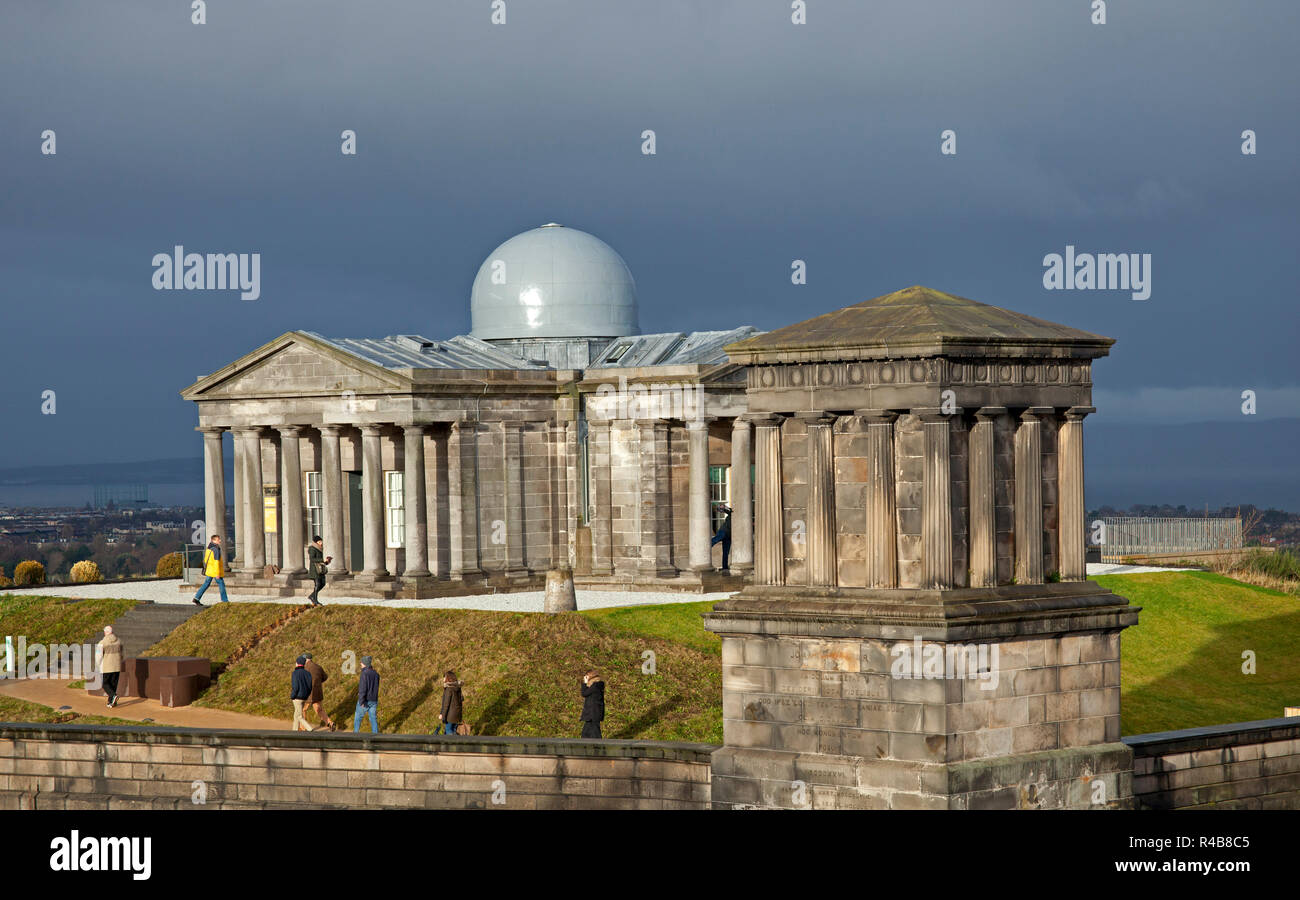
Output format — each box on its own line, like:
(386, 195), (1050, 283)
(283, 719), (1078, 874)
(709, 465), (730, 533)
(306, 472), (322, 541)
(385, 471), (404, 548)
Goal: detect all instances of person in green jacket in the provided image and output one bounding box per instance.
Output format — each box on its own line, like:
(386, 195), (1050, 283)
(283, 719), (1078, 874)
(192, 534), (229, 605)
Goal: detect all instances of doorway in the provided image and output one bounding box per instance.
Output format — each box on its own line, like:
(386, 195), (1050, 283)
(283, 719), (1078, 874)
(347, 471), (364, 572)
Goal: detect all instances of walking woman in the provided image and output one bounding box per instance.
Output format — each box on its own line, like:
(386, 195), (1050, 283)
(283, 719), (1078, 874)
(438, 670), (464, 735)
(306, 535), (332, 607)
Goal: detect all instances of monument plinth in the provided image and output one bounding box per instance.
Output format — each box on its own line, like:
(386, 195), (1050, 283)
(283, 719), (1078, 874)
(705, 286), (1139, 809)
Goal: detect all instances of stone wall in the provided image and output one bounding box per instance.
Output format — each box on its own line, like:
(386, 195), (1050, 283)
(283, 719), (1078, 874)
(1127, 717), (1300, 810)
(0, 724), (714, 811)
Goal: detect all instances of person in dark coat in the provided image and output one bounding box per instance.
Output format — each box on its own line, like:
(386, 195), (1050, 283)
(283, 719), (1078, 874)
(303, 652), (337, 731)
(438, 670), (464, 736)
(306, 536), (332, 607)
(290, 656), (315, 731)
(352, 655), (380, 733)
(580, 669), (605, 739)
(710, 505), (733, 570)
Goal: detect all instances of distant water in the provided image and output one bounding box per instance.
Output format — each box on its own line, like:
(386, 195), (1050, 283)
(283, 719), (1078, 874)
(0, 483), (205, 509)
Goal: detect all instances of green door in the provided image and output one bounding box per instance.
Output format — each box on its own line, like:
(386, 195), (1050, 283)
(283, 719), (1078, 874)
(347, 471), (364, 572)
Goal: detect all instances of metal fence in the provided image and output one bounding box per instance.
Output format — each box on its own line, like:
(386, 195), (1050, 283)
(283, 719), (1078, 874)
(1098, 516), (1242, 564)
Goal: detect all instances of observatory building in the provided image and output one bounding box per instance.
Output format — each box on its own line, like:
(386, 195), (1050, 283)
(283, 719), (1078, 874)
(182, 224), (1113, 604)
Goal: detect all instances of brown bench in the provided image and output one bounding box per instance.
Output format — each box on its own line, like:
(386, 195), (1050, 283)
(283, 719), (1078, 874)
(88, 656), (211, 707)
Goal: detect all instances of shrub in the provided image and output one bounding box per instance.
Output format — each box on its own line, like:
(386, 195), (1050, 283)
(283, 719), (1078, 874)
(13, 561), (46, 586)
(70, 560), (102, 584)
(155, 552), (184, 578)
(0, 575), (11, 588)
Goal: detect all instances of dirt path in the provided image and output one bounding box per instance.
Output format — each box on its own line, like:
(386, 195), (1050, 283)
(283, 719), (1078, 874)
(0, 677), (294, 731)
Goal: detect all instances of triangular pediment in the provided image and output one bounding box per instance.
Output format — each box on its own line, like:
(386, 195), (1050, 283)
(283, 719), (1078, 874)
(181, 332), (410, 400)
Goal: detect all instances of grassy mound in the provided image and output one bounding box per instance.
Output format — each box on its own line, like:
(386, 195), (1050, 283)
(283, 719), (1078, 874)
(145, 602), (308, 675)
(1098, 571), (1300, 734)
(188, 604), (722, 742)
(0, 694), (137, 727)
(0, 595), (139, 645)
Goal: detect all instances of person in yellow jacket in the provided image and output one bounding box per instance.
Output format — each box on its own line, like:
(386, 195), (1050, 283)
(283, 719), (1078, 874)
(192, 534), (230, 605)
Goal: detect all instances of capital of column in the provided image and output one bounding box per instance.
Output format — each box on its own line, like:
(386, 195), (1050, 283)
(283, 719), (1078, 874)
(1019, 406), (1054, 423)
(318, 424), (343, 437)
(748, 414), (786, 428)
(277, 425), (303, 438)
(1065, 405), (1096, 422)
(359, 424), (385, 438)
(974, 406), (1008, 421)
(685, 417), (714, 432)
(729, 416), (752, 433)
(234, 425), (264, 436)
(795, 411), (837, 427)
(402, 423), (428, 437)
(198, 425), (227, 436)
(913, 407), (963, 424)
(854, 409), (898, 424)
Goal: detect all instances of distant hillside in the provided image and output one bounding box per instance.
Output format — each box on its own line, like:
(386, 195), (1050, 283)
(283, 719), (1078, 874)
(0, 456), (211, 486)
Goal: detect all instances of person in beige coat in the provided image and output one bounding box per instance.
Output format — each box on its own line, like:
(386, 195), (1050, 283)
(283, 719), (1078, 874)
(96, 626), (123, 708)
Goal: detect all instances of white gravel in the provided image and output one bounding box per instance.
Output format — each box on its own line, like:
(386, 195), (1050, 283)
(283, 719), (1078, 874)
(11, 579), (734, 612)
(1086, 562), (1198, 575)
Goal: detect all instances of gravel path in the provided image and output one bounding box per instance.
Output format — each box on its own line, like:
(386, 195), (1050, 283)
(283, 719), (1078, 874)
(11, 579), (734, 612)
(1086, 562), (1197, 575)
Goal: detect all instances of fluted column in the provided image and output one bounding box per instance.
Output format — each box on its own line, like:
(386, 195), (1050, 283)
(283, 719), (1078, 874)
(1015, 408), (1050, 585)
(200, 427), (227, 547)
(360, 424), (388, 577)
(277, 426), (306, 575)
(921, 412), (953, 589)
(449, 419), (482, 579)
(231, 429), (246, 571)
(804, 413), (838, 587)
(687, 418), (713, 572)
(729, 418), (754, 572)
(502, 422), (528, 574)
(238, 427), (266, 571)
(564, 420), (579, 568)
(860, 410), (897, 588)
(1058, 406), (1093, 582)
(754, 416), (785, 585)
(550, 421), (567, 567)
(319, 426), (347, 574)
(403, 424), (430, 577)
(969, 407), (1005, 588)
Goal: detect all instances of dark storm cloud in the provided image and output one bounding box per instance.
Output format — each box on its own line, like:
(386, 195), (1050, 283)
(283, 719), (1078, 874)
(0, 0), (1296, 467)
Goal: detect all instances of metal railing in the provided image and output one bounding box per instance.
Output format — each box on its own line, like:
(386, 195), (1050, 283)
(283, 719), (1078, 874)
(1098, 516), (1242, 564)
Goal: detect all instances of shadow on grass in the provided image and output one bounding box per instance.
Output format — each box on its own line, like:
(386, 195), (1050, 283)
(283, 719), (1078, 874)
(1122, 608), (1300, 736)
(474, 686), (530, 736)
(610, 695), (685, 740)
(387, 675), (438, 732)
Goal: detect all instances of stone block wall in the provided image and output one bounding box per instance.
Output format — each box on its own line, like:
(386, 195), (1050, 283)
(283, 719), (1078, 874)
(0, 725), (714, 811)
(1127, 717), (1300, 810)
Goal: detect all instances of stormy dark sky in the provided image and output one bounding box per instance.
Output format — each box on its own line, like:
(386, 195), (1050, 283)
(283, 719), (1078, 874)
(1, 0), (1296, 470)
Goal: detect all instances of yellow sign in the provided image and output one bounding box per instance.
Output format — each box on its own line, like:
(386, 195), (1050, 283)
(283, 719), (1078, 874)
(263, 496), (278, 532)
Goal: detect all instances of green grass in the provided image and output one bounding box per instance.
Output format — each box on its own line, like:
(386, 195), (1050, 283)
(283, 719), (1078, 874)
(0, 694), (137, 727)
(1097, 571), (1300, 735)
(581, 600), (721, 654)
(181, 604), (722, 743)
(0, 595), (139, 645)
(145, 602), (307, 675)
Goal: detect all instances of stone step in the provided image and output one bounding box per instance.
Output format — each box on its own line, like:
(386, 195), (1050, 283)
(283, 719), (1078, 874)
(83, 601), (205, 659)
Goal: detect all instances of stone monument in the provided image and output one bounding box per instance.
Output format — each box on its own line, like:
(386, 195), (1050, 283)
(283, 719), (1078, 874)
(704, 286), (1140, 809)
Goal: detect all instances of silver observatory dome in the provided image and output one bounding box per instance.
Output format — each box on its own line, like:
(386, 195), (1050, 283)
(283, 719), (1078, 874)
(469, 224), (640, 340)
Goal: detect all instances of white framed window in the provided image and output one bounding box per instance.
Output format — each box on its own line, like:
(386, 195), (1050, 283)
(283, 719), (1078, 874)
(306, 472), (322, 541)
(709, 465), (730, 532)
(385, 470), (404, 548)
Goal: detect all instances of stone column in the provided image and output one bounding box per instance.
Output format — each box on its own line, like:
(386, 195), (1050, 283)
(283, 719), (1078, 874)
(550, 421), (567, 568)
(589, 419), (614, 576)
(1058, 406), (1093, 582)
(564, 420), (579, 568)
(753, 416), (785, 586)
(1015, 408), (1050, 585)
(969, 407), (1005, 588)
(729, 417), (754, 573)
(804, 413), (838, 587)
(921, 412), (953, 589)
(429, 427), (450, 577)
(231, 428), (246, 571)
(502, 422), (528, 575)
(360, 424), (388, 577)
(687, 418), (713, 572)
(860, 410), (897, 589)
(449, 419), (482, 579)
(277, 426), (306, 575)
(637, 420), (675, 577)
(238, 427), (266, 571)
(403, 424), (430, 577)
(200, 427), (227, 547)
(319, 425), (347, 574)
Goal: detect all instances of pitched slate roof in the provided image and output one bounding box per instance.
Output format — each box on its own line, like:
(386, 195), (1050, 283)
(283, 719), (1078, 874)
(304, 332), (552, 370)
(724, 286), (1114, 363)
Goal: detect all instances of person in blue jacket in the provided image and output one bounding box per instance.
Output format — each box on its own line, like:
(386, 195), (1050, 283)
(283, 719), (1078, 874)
(353, 655), (381, 733)
(290, 655), (315, 731)
(710, 505), (733, 570)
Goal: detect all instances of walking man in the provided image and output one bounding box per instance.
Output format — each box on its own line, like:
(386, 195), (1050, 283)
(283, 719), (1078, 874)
(193, 534), (229, 605)
(303, 652), (337, 730)
(580, 668), (605, 739)
(710, 505), (733, 571)
(307, 535), (332, 607)
(291, 655), (314, 731)
(438, 670), (464, 736)
(96, 625), (123, 708)
(353, 655), (380, 733)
